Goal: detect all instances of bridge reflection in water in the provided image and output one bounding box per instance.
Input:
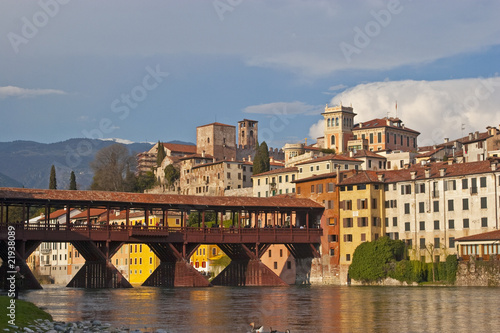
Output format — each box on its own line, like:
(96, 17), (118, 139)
(0, 188), (323, 289)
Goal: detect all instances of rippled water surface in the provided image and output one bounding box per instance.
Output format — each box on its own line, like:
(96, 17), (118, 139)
(21, 285), (500, 333)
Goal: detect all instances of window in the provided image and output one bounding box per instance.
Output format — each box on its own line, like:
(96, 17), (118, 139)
(361, 233), (366, 242)
(311, 185), (315, 193)
(357, 184), (366, 190)
(463, 218), (469, 229)
(480, 176), (487, 188)
(462, 178), (468, 189)
(328, 235), (338, 242)
(372, 198), (377, 209)
(481, 197), (487, 209)
(358, 199), (368, 209)
(317, 184), (323, 193)
(481, 217), (488, 228)
(329, 249), (335, 256)
(268, 250), (272, 257)
(385, 218), (389, 227)
(280, 249), (283, 257)
(344, 234), (353, 242)
(343, 218), (353, 228)
(433, 201), (439, 212)
(404, 203), (410, 214)
(279, 176), (282, 183)
(449, 237), (455, 248)
(393, 217), (397, 227)
(448, 219), (454, 229)
(274, 262), (278, 270)
(448, 199), (454, 211)
(405, 222), (410, 231)
(420, 238), (426, 249)
(463, 198), (469, 210)
(358, 217), (368, 227)
(471, 178), (478, 194)
(287, 261), (292, 269)
(328, 183), (335, 192)
(346, 254), (351, 261)
(434, 220), (440, 230)
(434, 237), (440, 248)
(297, 186), (301, 194)
(378, 132), (382, 143)
(419, 202), (425, 213)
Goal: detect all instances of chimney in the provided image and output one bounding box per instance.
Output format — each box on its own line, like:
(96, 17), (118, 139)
(359, 123), (363, 128)
(474, 131), (479, 139)
(349, 151), (353, 157)
(248, 155), (252, 162)
(386, 118), (391, 126)
(424, 168), (431, 178)
(410, 171), (417, 180)
(447, 159), (453, 165)
(491, 161), (497, 171)
(202, 150), (205, 158)
(444, 138), (449, 143)
(377, 173), (384, 182)
(439, 168), (446, 177)
(336, 165), (340, 182)
(468, 133), (473, 140)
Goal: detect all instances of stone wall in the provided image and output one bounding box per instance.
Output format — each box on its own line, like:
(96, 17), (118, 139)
(455, 259), (500, 287)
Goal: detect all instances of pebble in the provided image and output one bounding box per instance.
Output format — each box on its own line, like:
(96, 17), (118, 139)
(5, 319), (172, 333)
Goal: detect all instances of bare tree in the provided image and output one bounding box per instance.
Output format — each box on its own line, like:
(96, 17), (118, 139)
(90, 143), (136, 192)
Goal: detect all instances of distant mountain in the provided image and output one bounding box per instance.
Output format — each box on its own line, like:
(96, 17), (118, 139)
(0, 171), (23, 188)
(166, 140), (195, 146)
(0, 139), (153, 190)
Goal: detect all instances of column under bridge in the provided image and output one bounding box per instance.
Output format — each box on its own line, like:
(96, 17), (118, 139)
(0, 188), (323, 289)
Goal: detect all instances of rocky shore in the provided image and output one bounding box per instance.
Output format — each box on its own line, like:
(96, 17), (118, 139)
(3, 319), (170, 333)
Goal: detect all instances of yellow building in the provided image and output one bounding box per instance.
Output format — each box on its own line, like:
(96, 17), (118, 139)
(338, 171), (385, 283)
(190, 244), (227, 278)
(108, 210), (183, 284)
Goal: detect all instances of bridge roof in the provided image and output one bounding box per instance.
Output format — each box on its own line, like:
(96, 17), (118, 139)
(0, 187), (323, 211)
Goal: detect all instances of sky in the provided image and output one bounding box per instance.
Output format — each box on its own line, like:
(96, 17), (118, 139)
(1, 0), (499, 150)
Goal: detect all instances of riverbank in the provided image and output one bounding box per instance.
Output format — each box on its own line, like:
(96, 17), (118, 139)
(0, 295), (52, 329)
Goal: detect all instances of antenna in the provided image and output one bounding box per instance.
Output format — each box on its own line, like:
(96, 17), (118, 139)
(395, 101), (398, 119)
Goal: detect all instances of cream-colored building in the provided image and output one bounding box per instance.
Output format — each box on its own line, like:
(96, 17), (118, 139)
(295, 154), (363, 180)
(252, 167), (298, 197)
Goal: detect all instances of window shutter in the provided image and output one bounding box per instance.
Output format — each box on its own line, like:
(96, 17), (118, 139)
(343, 218), (347, 228)
(357, 217), (361, 227)
(339, 201), (344, 209)
(357, 199), (361, 209)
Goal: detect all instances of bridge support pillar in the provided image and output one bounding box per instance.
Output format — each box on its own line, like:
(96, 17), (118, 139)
(212, 244), (287, 286)
(143, 243), (211, 287)
(67, 241), (132, 288)
(0, 240), (42, 290)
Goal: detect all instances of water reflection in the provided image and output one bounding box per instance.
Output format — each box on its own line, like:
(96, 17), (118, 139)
(19, 285), (500, 333)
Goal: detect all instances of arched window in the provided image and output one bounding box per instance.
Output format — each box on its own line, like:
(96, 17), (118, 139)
(327, 118), (331, 127)
(336, 117), (339, 126)
(331, 135), (336, 146)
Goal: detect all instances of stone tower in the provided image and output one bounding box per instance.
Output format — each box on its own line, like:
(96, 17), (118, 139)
(322, 104), (356, 153)
(238, 119), (258, 149)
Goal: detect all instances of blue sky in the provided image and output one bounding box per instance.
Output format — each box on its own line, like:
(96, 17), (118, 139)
(1, 0), (499, 149)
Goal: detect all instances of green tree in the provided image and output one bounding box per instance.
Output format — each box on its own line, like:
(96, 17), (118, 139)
(90, 143), (137, 192)
(188, 211), (216, 227)
(164, 164), (180, 191)
(49, 165), (57, 189)
(156, 141), (166, 166)
(69, 171), (77, 190)
(136, 170), (156, 192)
(253, 141), (270, 175)
(348, 237), (406, 283)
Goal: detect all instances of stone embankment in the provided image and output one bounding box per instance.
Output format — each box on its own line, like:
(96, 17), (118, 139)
(455, 259), (500, 286)
(4, 319), (170, 333)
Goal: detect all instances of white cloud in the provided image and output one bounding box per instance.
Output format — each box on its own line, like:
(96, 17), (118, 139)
(328, 84), (347, 92)
(0, 86), (66, 99)
(309, 77), (500, 146)
(244, 101), (322, 116)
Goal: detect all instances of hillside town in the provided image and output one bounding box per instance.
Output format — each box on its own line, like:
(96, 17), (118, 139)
(27, 104), (500, 285)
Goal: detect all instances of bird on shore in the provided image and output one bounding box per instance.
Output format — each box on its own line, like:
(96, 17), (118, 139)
(250, 322), (264, 332)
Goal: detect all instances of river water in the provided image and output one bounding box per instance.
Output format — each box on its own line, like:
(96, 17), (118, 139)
(20, 285), (500, 333)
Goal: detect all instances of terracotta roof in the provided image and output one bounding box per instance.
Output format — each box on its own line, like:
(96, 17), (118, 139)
(344, 150), (386, 159)
(292, 171), (338, 183)
(179, 154), (214, 161)
(353, 117), (420, 134)
(47, 208), (70, 219)
(0, 188), (324, 210)
(197, 122), (235, 128)
(416, 147), (444, 158)
(336, 170), (382, 185)
(460, 131), (491, 144)
(71, 209), (108, 220)
(252, 167), (298, 177)
(456, 229), (500, 242)
(295, 154), (362, 166)
(162, 143), (197, 154)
